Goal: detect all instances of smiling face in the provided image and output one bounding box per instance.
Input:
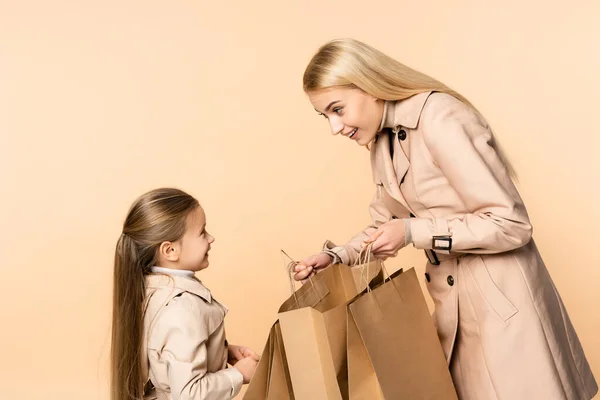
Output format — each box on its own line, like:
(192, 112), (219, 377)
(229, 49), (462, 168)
(177, 206), (214, 271)
(307, 87), (385, 147)
(158, 206), (215, 272)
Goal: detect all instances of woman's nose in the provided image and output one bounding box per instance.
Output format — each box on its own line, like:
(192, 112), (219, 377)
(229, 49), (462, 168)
(329, 117), (344, 136)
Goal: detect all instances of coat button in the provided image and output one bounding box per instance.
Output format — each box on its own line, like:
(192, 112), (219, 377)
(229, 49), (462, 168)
(398, 129), (407, 141)
(425, 272), (431, 282)
(447, 275), (454, 286)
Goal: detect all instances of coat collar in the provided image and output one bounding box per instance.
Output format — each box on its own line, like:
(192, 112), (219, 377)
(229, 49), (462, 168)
(371, 91), (433, 212)
(145, 272), (213, 303)
(378, 91), (433, 131)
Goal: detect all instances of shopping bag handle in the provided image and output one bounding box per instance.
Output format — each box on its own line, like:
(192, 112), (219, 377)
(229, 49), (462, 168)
(355, 244), (404, 302)
(354, 243), (393, 291)
(354, 244), (373, 292)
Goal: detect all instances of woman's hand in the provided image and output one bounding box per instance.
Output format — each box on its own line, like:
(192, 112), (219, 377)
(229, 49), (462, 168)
(293, 253), (333, 281)
(363, 219), (406, 258)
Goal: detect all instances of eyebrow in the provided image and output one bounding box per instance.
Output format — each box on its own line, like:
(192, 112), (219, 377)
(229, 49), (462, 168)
(315, 100), (341, 114)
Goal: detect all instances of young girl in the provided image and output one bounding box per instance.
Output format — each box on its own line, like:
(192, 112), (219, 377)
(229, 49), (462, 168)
(111, 187), (259, 400)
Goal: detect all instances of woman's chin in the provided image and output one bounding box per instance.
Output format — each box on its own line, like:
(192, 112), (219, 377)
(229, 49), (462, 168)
(356, 133), (375, 147)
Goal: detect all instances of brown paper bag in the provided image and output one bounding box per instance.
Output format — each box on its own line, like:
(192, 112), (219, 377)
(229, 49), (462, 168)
(347, 305), (384, 400)
(278, 261), (382, 400)
(243, 322), (294, 400)
(348, 253), (458, 399)
(245, 251), (383, 400)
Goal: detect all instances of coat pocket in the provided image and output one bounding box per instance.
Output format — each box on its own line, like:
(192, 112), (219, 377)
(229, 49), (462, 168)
(464, 255), (518, 322)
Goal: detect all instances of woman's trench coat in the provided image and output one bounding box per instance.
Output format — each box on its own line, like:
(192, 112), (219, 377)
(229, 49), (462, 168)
(323, 91), (598, 400)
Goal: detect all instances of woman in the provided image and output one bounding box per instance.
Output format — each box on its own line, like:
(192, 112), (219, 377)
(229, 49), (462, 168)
(293, 38), (597, 400)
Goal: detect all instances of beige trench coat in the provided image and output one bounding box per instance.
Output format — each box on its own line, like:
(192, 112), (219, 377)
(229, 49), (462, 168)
(141, 272), (243, 400)
(324, 92), (598, 399)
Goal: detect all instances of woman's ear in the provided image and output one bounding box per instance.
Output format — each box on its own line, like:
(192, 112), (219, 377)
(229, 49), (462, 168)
(159, 241), (179, 262)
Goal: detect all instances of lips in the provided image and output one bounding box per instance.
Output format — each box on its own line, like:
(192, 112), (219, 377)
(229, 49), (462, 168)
(344, 128), (358, 139)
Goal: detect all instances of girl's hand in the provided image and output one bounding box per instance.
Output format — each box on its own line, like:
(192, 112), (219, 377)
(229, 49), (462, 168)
(363, 219), (406, 258)
(233, 357), (258, 384)
(228, 344), (260, 365)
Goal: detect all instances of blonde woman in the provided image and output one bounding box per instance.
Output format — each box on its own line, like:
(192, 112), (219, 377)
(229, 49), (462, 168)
(293, 38), (597, 400)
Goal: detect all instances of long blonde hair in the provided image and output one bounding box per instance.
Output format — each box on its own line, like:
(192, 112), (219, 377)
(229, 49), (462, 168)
(111, 188), (199, 400)
(303, 38), (516, 179)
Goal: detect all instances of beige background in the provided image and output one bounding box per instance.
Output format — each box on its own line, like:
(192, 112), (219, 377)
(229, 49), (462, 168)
(1, 1), (598, 399)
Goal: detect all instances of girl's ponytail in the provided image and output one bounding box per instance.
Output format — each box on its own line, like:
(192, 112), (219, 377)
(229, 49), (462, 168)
(111, 233), (145, 400)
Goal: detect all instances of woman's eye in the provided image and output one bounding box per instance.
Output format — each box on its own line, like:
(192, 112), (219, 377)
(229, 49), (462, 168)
(333, 107), (343, 114)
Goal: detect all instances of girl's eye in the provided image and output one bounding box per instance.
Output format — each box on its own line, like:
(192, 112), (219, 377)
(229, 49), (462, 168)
(333, 107), (343, 114)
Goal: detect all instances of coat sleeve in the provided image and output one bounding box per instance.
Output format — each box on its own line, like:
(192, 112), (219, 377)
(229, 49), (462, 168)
(150, 293), (243, 400)
(322, 183), (394, 265)
(408, 94), (532, 254)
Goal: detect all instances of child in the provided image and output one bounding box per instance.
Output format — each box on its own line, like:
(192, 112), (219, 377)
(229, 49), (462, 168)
(111, 188), (259, 400)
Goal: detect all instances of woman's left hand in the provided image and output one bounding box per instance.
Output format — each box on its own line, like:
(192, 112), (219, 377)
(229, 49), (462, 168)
(228, 344), (260, 365)
(363, 219), (406, 258)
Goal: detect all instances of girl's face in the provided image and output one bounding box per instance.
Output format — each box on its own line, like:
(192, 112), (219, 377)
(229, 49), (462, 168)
(175, 206), (215, 271)
(307, 87), (385, 147)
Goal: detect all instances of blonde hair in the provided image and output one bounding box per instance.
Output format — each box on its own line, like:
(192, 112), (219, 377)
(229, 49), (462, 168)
(303, 38), (516, 179)
(111, 188), (199, 400)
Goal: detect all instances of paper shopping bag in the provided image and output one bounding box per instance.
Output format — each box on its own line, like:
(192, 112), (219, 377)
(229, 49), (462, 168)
(243, 322), (294, 400)
(277, 258), (382, 400)
(348, 265), (458, 399)
(347, 303), (384, 400)
(245, 249), (383, 400)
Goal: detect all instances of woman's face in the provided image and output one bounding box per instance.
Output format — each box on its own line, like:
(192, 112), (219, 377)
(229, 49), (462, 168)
(308, 87), (384, 147)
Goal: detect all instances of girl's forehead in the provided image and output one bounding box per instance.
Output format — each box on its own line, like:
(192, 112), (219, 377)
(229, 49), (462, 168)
(186, 206), (205, 227)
